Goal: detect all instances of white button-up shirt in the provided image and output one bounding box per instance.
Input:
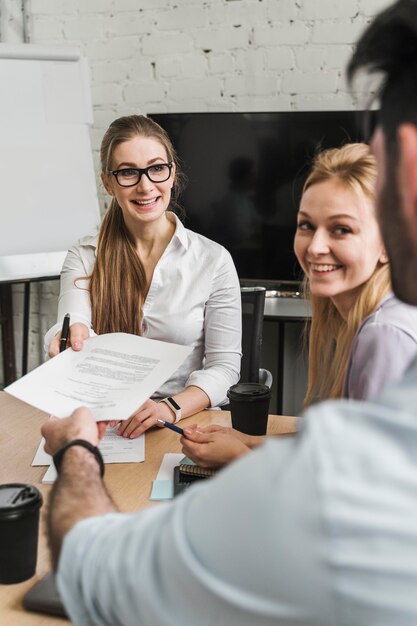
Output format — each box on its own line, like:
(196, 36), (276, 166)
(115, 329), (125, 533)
(44, 213), (242, 406)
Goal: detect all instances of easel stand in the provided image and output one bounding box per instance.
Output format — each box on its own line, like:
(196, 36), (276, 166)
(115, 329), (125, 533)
(0, 43), (100, 386)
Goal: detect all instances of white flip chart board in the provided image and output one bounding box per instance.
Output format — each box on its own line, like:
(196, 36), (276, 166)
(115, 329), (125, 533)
(0, 44), (100, 281)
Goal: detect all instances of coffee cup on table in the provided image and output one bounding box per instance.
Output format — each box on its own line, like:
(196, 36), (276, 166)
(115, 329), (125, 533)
(0, 483), (43, 584)
(227, 382), (272, 436)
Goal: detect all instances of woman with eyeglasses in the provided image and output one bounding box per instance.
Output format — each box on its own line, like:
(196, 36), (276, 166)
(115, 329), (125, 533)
(45, 115), (241, 438)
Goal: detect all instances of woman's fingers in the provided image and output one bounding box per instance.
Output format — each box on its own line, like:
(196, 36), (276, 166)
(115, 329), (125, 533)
(117, 409), (154, 438)
(48, 334), (61, 357)
(69, 323), (90, 351)
(48, 322), (90, 357)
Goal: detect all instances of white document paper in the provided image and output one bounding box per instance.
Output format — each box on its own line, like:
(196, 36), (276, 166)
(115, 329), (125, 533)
(97, 426), (145, 464)
(32, 438), (51, 466)
(32, 426), (145, 467)
(6, 333), (192, 421)
(149, 453), (187, 501)
(156, 453), (185, 480)
(38, 425), (145, 485)
(42, 464), (57, 484)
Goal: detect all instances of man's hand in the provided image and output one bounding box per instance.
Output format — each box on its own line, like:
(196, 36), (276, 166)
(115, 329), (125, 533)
(43, 408), (115, 570)
(116, 399), (174, 438)
(42, 407), (107, 456)
(180, 426), (251, 468)
(48, 322), (90, 357)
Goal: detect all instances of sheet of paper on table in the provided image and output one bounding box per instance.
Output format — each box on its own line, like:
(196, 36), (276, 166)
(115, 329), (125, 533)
(5, 333), (192, 421)
(32, 426), (145, 466)
(35, 425), (145, 484)
(42, 464), (57, 484)
(149, 453), (186, 501)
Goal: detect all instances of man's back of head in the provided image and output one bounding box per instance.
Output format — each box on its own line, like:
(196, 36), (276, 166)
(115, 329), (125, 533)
(348, 0), (417, 306)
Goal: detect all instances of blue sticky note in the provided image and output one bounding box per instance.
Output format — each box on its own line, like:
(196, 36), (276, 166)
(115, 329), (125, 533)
(179, 456), (195, 466)
(149, 480), (174, 501)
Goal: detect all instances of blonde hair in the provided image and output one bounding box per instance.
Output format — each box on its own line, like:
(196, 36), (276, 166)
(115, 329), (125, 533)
(89, 115), (185, 335)
(302, 143), (391, 406)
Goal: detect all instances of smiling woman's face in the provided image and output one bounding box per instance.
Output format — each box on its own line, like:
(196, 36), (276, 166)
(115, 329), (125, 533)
(103, 134), (175, 232)
(294, 178), (387, 318)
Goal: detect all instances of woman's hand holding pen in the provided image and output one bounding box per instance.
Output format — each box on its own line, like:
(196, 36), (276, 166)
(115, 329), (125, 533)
(180, 425), (251, 468)
(48, 322), (90, 357)
(185, 424), (261, 447)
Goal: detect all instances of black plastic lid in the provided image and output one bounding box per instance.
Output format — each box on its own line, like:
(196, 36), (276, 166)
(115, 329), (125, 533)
(227, 382), (272, 402)
(0, 484), (43, 519)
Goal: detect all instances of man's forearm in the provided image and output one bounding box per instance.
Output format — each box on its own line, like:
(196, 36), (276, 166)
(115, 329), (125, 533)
(48, 446), (117, 570)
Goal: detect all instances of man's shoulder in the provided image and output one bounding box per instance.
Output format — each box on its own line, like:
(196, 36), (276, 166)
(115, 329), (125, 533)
(304, 386), (417, 470)
(302, 392), (417, 618)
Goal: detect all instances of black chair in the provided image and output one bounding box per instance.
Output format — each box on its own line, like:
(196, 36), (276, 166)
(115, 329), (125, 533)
(240, 287), (272, 387)
(0, 284), (16, 386)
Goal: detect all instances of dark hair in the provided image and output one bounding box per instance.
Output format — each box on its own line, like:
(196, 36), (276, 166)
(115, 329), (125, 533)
(347, 0), (417, 154)
(348, 1), (417, 306)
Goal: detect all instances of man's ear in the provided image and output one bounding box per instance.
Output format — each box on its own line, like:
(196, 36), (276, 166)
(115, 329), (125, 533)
(398, 124), (417, 245)
(101, 172), (114, 196)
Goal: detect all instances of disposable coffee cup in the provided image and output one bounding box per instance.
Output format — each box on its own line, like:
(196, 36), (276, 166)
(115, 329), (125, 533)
(227, 383), (272, 436)
(0, 483), (43, 584)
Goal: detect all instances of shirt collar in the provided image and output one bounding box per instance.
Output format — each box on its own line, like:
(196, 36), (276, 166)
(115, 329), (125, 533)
(78, 232), (99, 256)
(378, 291), (394, 308)
(79, 212), (189, 255)
(168, 211), (189, 250)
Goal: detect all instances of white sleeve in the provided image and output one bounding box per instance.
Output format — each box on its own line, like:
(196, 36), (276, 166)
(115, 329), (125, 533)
(44, 245), (94, 352)
(57, 437), (335, 626)
(186, 248), (242, 406)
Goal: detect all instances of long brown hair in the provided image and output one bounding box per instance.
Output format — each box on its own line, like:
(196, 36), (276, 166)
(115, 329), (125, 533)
(89, 115), (185, 335)
(301, 143), (391, 406)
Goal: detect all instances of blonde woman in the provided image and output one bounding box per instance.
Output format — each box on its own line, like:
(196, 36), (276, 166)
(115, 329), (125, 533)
(295, 143), (417, 404)
(45, 115), (241, 438)
(181, 143), (417, 467)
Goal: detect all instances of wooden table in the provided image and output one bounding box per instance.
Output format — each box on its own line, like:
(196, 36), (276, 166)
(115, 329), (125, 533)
(0, 391), (297, 625)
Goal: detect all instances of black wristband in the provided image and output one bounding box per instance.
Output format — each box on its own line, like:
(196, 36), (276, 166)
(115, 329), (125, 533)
(53, 439), (105, 477)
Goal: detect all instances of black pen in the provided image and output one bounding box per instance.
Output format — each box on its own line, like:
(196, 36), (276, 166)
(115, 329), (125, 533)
(59, 314), (71, 353)
(156, 419), (184, 436)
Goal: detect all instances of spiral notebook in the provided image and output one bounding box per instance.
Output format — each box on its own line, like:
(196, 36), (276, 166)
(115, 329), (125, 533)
(173, 463), (217, 496)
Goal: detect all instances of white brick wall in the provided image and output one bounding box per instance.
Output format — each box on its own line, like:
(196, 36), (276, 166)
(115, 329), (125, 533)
(254, 22), (310, 46)
(312, 18), (369, 45)
(0, 0), (391, 384)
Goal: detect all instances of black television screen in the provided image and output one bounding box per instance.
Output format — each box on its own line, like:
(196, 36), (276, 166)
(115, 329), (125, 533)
(149, 111), (376, 284)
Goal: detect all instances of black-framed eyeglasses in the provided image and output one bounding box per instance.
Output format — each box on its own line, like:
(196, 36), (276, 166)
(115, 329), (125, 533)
(108, 162), (173, 187)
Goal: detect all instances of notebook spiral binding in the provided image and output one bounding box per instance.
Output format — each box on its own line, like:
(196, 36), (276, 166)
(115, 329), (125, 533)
(178, 463), (217, 478)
